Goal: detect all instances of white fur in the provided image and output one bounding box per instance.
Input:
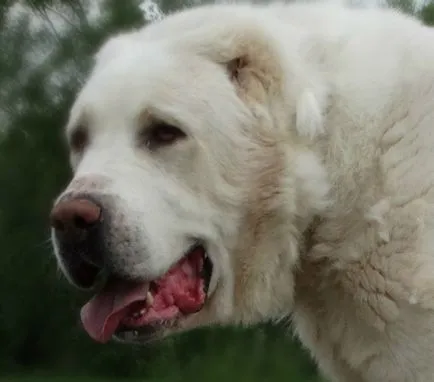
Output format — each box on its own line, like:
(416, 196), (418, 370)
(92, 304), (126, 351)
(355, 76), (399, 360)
(51, 2), (434, 381)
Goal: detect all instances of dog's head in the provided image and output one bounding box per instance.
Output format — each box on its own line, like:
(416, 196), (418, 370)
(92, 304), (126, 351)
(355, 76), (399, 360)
(50, 4), (329, 344)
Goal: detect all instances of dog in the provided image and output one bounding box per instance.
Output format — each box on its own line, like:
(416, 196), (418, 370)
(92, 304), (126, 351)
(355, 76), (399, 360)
(49, 2), (434, 381)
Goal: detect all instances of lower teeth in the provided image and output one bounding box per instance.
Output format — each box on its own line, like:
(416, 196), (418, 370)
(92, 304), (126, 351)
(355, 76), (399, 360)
(131, 308), (147, 319)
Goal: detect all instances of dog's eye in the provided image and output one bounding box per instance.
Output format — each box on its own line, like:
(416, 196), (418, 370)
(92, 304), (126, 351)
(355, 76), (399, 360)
(144, 123), (187, 149)
(69, 126), (89, 153)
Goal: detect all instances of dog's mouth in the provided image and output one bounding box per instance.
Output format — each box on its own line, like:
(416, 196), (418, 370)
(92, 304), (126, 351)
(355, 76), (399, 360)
(80, 244), (213, 343)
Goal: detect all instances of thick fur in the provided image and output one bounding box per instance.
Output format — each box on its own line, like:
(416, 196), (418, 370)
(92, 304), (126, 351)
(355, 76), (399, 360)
(51, 2), (434, 381)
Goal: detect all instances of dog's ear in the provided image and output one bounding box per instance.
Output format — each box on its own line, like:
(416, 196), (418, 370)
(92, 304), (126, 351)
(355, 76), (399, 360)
(204, 24), (287, 101)
(186, 19), (329, 139)
(224, 39), (328, 140)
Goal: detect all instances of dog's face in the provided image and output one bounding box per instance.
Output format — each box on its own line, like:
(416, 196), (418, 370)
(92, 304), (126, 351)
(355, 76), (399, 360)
(50, 6), (329, 344)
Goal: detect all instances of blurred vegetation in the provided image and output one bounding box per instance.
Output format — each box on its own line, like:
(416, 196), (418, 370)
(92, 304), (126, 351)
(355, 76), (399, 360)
(0, 0), (432, 381)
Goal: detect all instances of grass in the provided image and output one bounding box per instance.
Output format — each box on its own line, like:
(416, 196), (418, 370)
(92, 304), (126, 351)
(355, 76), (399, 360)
(0, 328), (324, 382)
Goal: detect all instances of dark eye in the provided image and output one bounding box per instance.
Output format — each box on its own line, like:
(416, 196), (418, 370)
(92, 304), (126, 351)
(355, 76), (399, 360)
(144, 122), (187, 149)
(69, 126), (89, 152)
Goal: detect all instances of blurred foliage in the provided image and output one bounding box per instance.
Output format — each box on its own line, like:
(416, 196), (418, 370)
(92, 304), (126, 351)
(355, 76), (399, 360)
(0, 0), (432, 381)
(420, 1), (434, 24)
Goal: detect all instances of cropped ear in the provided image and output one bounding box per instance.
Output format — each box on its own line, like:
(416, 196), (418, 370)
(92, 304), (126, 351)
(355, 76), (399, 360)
(227, 47), (329, 139)
(179, 16), (329, 139)
(226, 56), (247, 83)
(174, 16), (289, 95)
(224, 40), (328, 139)
(94, 8), (328, 139)
(224, 54), (273, 104)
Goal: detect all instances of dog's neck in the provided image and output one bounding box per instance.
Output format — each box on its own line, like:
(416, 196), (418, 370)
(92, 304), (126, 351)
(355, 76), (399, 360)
(294, 99), (392, 270)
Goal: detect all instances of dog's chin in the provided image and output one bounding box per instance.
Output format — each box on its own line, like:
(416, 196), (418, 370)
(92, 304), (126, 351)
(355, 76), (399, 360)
(78, 243), (214, 344)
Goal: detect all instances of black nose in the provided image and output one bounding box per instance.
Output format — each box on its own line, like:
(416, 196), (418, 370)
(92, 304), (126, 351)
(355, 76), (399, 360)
(50, 196), (105, 287)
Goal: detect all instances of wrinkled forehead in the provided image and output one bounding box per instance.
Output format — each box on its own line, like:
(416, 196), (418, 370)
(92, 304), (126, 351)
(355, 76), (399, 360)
(66, 43), (230, 135)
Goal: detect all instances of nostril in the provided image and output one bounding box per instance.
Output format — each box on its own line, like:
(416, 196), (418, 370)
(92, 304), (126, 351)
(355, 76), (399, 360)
(74, 215), (90, 230)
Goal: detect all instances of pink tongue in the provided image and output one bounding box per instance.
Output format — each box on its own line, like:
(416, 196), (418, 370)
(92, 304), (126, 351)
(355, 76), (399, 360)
(80, 280), (148, 343)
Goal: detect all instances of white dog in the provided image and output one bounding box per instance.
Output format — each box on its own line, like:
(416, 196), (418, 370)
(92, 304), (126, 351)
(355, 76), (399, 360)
(49, 2), (434, 381)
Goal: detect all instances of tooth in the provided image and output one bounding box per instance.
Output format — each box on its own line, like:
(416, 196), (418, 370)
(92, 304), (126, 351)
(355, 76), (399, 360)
(146, 291), (154, 305)
(139, 309), (146, 315)
(133, 330), (139, 337)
